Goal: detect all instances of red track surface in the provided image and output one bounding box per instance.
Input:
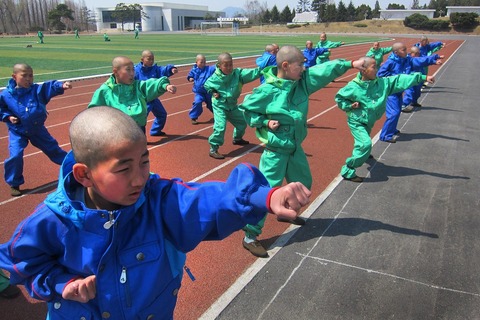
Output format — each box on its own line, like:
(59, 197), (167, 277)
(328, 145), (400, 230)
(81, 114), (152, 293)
(0, 37), (461, 319)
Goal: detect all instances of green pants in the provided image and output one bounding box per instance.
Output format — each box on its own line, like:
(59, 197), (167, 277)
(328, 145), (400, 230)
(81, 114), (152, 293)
(0, 269), (10, 292)
(243, 146), (312, 238)
(316, 57), (329, 65)
(209, 105), (246, 150)
(341, 118), (372, 179)
(39, 37), (44, 43)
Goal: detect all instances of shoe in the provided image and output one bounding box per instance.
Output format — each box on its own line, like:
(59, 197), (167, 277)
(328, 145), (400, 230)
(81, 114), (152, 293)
(331, 80), (336, 83)
(242, 240), (268, 258)
(277, 216), (306, 225)
(411, 103), (422, 107)
(385, 138), (396, 143)
(0, 284), (21, 299)
(10, 186), (21, 197)
(191, 118), (198, 125)
(150, 131), (166, 136)
(232, 139), (249, 145)
(209, 151), (224, 159)
(368, 154), (374, 159)
(395, 130), (401, 134)
(344, 176), (363, 183)
(401, 105), (413, 113)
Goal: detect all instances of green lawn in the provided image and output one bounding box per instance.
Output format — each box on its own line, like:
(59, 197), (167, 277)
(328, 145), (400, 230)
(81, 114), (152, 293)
(0, 33), (391, 83)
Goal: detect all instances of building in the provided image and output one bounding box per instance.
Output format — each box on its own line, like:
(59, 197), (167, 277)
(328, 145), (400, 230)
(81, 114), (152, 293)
(292, 11), (319, 23)
(379, 9), (435, 20)
(446, 6), (480, 17)
(95, 2), (225, 32)
(217, 17), (249, 24)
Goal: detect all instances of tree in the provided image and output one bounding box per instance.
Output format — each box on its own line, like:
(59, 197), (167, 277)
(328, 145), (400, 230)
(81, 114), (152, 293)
(47, 4), (74, 31)
(280, 5), (292, 23)
(373, 0), (381, 18)
(356, 4), (372, 20)
(411, 0), (421, 9)
(80, 6), (96, 32)
(450, 12), (479, 28)
(129, 3), (149, 30)
(111, 3), (130, 31)
(337, 0), (348, 21)
(347, 0), (356, 20)
(243, 0), (267, 24)
(296, 0), (311, 13)
(271, 5), (280, 23)
(262, 8), (271, 23)
(323, 3), (337, 22)
(387, 3), (406, 9)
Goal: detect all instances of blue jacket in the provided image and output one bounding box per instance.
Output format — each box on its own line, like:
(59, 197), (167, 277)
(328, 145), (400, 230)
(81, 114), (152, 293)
(134, 62), (176, 81)
(0, 152), (273, 320)
(256, 52), (277, 84)
(377, 52), (437, 78)
(186, 64), (216, 94)
(414, 41), (443, 57)
(0, 79), (64, 136)
(303, 48), (329, 68)
(406, 54), (440, 75)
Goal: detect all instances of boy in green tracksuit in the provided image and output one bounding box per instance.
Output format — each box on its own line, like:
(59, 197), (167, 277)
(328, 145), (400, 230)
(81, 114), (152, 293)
(239, 45), (365, 257)
(366, 41), (392, 68)
(335, 56), (435, 182)
(203, 52), (262, 159)
(37, 30), (44, 43)
(315, 33), (344, 65)
(89, 56), (176, 133)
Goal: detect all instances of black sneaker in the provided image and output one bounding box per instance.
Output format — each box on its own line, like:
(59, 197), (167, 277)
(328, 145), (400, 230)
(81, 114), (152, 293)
(10, 186), (21, 197)
(242, 240), (268, 258)
(233, 139), (249, 145)
(209, 151), (225, 159)
(150, 131), (166, 137)
(344, 176), (363, 183)
(0, 284), (21, 299)
(191, 118), (198, 125)
(277, 216), (306, 225)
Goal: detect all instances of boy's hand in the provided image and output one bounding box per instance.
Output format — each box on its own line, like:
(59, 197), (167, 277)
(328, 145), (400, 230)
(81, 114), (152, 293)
(270, 182), (311, 221)
(188, 78), (194, 82)
(63, 82), (72, 90)
(172, 68), (178, 74)
(166, 84), (177, 93)
(435, 60), (443, 65)
(352, 60), (366, 71)
(268, 120), (280, 131)
(426, 76), (435, 84)
(439, 55), (445, 59)
(351, 102), (360, 109)
(341, 42), (345, 45)
(9, 116), (19, 124)
(62, 275), (97, 303)
(327, 49), (331, 52)
(213, 93), (220, 99)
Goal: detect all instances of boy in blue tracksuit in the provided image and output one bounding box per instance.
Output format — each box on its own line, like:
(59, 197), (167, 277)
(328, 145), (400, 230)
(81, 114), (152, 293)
(0, 63), (71, 196)
(402, 46), (444, 112)
(0, 106), (311, 320)
(255, 44), (277, 84)
(377, 42), (441, 143)
(414, 36), (445, 58)
(303, 40), (330, 68)
(134, 50), (178, 136)
(186, 54), (215, 125)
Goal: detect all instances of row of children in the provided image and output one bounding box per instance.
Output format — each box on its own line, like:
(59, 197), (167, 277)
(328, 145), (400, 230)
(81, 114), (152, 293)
(0, 34), (445, 319)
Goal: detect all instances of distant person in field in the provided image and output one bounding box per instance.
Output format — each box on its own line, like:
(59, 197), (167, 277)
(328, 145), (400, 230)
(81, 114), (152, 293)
(135, 28), (139, 39)
(89, 56), (176, 134)
(186, 54), (215, 125)
(256, 44), (277, 84)
(75, 29), (80, 38)
(303, 40), (330, 68)
(315, 32), (344, 65)
(134, 50), (178, 136)
(103, 33), (110, 41)
(335, 56), (435, 183)
(203, 52), (262, 160)
(37, 30), (44, 43)
(365, 41), (392, 68)
(239, 45), (366, 258)
(0, 63), (71, 196)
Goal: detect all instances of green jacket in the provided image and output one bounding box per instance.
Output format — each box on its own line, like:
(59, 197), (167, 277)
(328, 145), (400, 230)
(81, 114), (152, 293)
(240, 59), (353, 154)
(315, 40), (342, 63)
(335, 73), (426, 128)
(366, 46), (393, 67)
(88, 74), (170, 126)
(203, 65), (262, 110)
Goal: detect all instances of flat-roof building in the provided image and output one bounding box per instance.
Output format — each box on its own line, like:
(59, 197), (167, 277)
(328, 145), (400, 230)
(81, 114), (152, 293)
(379, 9), (435, 20)
(446, 6), (480, 17)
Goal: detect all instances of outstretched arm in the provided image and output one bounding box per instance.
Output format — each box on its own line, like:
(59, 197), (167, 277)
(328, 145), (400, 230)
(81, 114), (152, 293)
(269, 183), (311, 220)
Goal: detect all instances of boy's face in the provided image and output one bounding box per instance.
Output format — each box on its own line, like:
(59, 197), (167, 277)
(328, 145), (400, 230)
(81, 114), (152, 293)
(306, 41), (313, 49)
(362, 62), (378, 81)
(420, 39), (428, 47)
(395, 45), (407, 58)
(320, 34), (326, 42)
(87, 140), (150, 211)
(283, 57), (304, 81)
(373, 42), (380, 50)
(410, 51), (420, 58)
(196, 58), (206, 69)
(141, 54), (155, 67)
(219, 59), (233, 75)
(12, 68), (34, 88)
(114, 62), (135, 85)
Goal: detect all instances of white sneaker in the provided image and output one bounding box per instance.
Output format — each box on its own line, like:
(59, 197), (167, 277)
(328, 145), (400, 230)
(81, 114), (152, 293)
(401, 105), (413, 113)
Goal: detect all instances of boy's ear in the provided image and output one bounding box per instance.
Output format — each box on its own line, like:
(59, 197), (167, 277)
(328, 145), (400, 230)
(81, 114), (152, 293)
(11, 73), (17, 81)
(73, 163), (94, 188)
(281, 61), (289, 70)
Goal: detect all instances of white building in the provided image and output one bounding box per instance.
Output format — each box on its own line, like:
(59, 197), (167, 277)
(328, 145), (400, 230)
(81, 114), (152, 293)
(95, 2), (225, 32)
(379, 9), (435, 20)
(446, 6), (480, 17)
(217, 17), (249, 24)
(292, 11), (318, 23)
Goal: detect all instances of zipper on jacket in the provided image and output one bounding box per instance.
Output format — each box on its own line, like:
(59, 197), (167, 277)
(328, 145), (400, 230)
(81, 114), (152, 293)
(103, 212), (114, 229)
(184, 265), (196, 281)
(120, 266), (132, 307)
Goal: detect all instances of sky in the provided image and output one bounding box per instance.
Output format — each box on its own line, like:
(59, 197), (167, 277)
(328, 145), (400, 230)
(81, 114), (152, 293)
(83, 0), (428, 15)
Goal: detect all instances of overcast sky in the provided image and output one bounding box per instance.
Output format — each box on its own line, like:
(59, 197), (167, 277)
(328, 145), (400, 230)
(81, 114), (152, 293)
(84, 0), (428, 14)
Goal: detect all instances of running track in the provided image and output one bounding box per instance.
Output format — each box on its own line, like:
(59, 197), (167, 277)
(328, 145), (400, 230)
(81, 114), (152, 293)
(0, 37), (461, 319)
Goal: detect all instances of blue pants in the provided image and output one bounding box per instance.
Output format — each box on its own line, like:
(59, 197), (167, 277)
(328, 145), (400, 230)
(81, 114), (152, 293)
(4, 127), (67, 187)
(147, 99), (167, 135)
(189, 92), (213, 120)
(403, 84), (422, 106)
(380, 92), (402, 141)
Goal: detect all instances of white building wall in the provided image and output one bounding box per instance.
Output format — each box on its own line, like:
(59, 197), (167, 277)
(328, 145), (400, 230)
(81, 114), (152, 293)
(379, 9), (435, 20)
(446, 6), (480, 17)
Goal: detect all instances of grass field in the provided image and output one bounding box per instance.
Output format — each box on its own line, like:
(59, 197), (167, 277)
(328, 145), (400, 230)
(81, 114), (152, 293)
(0, 33), (391, 83)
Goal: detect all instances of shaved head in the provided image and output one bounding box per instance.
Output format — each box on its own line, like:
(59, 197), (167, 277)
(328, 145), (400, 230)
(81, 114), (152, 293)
(70, 107), (146, 168)
(13, 63), (32, 74)
(112, 56), (133, 69)
(265, 44), (274, 52)
(196, 54), (206, 61)
(392, 42), (406, 52)
(420, 35), (428, 42)
(359, 56), (376, 68)
(141, 50), (154, 58)
(410, 46), (420, 53)
(277, 45), (304, 65)
(218, 52), (232, 64)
